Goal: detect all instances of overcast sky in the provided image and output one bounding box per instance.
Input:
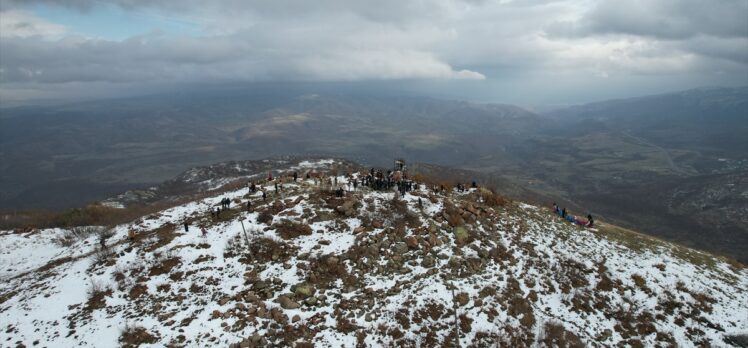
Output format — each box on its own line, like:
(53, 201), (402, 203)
(1, 0), (746, 107)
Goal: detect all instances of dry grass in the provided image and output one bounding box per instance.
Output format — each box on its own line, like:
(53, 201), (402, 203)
(274, 220), (312, 239)
(119, 323), (159, 347)
(538, 321), (584, 348)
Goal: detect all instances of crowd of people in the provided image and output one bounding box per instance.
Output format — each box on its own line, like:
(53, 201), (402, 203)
(148, 162), (599, 243)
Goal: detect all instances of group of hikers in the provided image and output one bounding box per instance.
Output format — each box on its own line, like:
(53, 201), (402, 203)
(128, 160), (599, 244)
(552, 202), (594, 228)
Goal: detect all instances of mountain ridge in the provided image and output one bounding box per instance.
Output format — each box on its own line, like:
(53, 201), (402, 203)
(1, 158), (745, 347)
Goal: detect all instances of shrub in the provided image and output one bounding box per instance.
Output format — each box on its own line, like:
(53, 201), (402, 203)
(119, 322), (159, 347)
(257, 210), (274, 224)
(479, 188), (507, 207)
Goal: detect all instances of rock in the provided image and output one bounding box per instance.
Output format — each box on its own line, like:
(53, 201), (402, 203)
(353, 227), (365, 234)
(292, 314), (301, 323)
(393, 242), (408, 255)
(277, 295), (300, 309)
(319, 240), (331, 245)
(372, 220), (383, 228)
(421, 255), (436, 268)
(218, 297), (230, 305)
(325, 256), (339, 266)
(293, 284), (315, 299)
(455, 292), (469, 307)
(597, 329), (613, 341)
(404, 236), (419, 249)
(298, 253), (310, 260)
(304, 297), (318, 306)
(270, 308), (287, 323)
(454, 227), (469, 244)
(428, 223), (438, 234)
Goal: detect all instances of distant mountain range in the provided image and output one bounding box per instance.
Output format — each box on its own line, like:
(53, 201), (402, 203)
(1, 86), (746, 262)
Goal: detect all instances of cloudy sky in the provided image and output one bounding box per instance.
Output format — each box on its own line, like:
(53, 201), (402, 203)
(1, 0), (746, 107)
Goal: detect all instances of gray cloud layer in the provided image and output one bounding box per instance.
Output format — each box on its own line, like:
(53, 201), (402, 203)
(1, 0), (746, 104)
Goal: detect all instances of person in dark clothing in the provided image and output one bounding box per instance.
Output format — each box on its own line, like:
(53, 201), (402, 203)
(561, 208), (567, 218)
(293, 172), (298, 182)
(247, 200), (252, 212)
(201, 227), (207, 236)
(587, 214), (594, 227)
(183, 221), (189, 232)
(262, 190), (267, 202)
(216, 207), (221, 218)
(472, 181), (477, 189)
(418, 197), (423, 208)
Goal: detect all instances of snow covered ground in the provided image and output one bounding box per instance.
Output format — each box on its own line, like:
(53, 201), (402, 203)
(1, 164), (746, 347)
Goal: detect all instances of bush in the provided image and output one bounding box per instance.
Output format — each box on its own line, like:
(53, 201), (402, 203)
(479, 188), (507, 207)
(120, 322), (159, 347)
(257, 210), (274, 224)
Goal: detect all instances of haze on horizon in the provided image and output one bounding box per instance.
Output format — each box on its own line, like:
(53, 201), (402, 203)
(1, 0), (746, 108)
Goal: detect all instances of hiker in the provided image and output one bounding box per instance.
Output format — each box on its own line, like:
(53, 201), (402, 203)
(472, 180), (477, 189)
(552, 202), (559, 215)
(246, 200), (252, 212)
(418, 197), (423, 208)
(262, 190), (267, 202)
(561, 208), (567, 218)
(184, 221), (189, 232)
(293, 172), (298, 182)
(201, 227), (207, 237)
(216, 207), (221, 218)
(274, 182), (278, 192)
(587, 214), (594, 227)
(128, 229), (136, 242)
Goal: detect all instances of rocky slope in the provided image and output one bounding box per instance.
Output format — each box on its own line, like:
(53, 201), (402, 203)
(1, 159), (746, 347)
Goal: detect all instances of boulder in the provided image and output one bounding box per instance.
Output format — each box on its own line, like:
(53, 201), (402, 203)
(277, 295), (300, 309)
(393, 242), (408, 255)
(421, 255), (436, 268)
(404, 236), (419, 249)
(293, 284), (315, 299)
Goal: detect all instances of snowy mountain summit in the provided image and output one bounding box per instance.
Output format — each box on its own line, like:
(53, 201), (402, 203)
(1, 159), (746, 347)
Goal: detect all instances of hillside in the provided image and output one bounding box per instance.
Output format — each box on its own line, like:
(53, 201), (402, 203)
(1, 159), (746, 347)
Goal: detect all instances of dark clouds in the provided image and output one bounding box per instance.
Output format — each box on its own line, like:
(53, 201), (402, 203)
(548, 0), (748, 40)
(0, 0), (746, 104)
